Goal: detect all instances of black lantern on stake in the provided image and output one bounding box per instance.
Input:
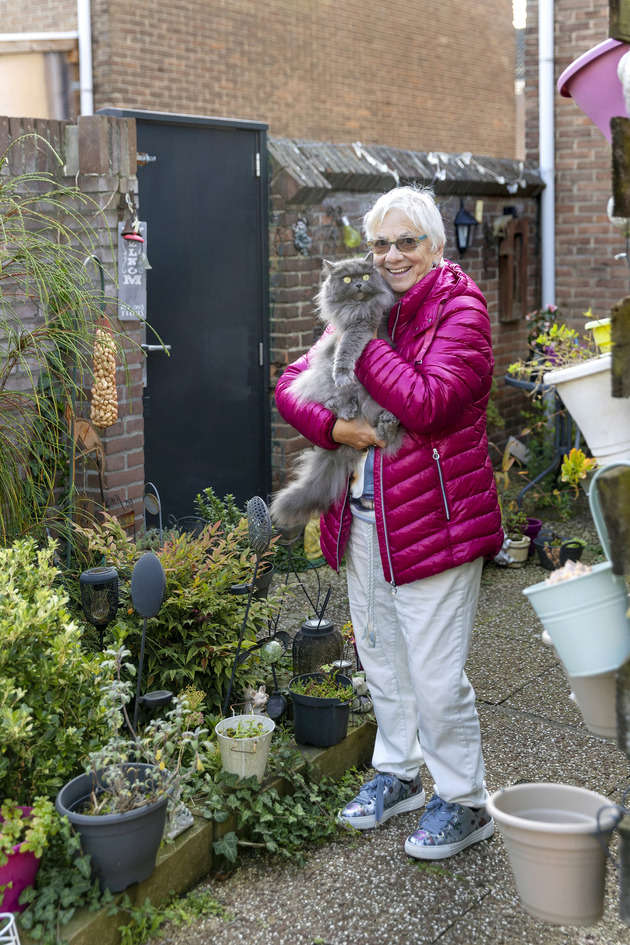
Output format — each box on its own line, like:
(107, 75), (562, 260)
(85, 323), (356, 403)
(80, 566), (119, 650)
(454, 199), (478, 255)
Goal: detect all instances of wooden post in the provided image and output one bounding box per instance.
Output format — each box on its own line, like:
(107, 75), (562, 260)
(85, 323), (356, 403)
(610, 0), (630, 42)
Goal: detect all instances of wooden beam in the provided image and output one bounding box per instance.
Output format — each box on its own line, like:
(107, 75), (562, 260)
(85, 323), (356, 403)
(611, 118), (630, 218)
(593, 465), (630, 576)
(610, 0), (630, 43)
(610, 296), (630, 397)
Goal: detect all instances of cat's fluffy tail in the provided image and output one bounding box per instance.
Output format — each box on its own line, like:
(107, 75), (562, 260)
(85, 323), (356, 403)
(270, 445), (354, 527)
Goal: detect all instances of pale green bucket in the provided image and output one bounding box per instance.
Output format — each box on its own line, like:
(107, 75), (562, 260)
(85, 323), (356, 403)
(523, 460), (630, 677)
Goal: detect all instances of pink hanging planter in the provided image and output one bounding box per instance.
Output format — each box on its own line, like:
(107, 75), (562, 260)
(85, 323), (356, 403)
(557, 38), (630, 142)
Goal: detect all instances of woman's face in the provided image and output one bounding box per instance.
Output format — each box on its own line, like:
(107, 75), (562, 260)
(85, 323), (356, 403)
(372, 208), (444, 296)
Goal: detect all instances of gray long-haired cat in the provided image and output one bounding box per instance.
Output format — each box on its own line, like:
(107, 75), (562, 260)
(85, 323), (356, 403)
(270, 256), (403, 528)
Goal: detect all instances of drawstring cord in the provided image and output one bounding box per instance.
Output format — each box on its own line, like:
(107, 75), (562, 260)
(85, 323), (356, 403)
(361, 526), (376, 648)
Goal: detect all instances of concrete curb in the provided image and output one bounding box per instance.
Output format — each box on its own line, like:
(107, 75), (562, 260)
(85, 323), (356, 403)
(23, 720), (376, 945)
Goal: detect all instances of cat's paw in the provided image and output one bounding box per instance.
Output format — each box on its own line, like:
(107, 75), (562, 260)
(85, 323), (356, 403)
(338, 398), (359, 420)
(333, 369), (354, 387)
(375, 411), (399, 443)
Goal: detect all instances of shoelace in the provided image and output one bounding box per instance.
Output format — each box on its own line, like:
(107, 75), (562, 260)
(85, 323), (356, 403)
(357, 773), (397, 824)
(419, 797), (457, 832)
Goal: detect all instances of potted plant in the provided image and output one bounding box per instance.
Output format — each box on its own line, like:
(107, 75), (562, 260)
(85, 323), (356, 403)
(502, 502), (531, 567)
(55, 648), (206, 893)
(523, 557), (630, 677)
(583, 309), (612, 353)
(509, 318), (630, 467)
(288, 670), (353, 747)
(214, 714), (275, 782)
(533, 531), (585, 570)
(0, 798), (60, 913)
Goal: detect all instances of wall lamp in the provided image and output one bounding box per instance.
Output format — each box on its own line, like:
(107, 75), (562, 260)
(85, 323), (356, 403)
(454, 199), (478, 255)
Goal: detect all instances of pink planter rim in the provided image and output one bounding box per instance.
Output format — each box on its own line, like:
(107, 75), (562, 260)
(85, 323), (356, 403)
(558, 38), (626, 97)
(557, 38), (630, 142)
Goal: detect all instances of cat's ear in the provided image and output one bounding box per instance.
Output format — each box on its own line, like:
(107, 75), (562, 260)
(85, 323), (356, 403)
(364, 251), (374, 260)
(322, 259), (335, 273)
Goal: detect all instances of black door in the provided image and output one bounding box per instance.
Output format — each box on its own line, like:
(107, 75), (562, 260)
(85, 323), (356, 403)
(102, 110), (270, 521)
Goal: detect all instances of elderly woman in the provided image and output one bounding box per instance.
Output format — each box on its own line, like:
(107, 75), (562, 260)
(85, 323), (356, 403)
(275, 185), (503, 860)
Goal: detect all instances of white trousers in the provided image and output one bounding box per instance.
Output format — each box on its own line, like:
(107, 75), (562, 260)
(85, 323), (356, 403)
(345, 516), (488, 806)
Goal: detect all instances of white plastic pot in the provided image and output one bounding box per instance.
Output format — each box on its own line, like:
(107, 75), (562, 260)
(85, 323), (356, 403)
(544, 354), (630, 465)
(567, 669), (617, 739)
(487, 782), (621, 925)
(215, 714), (274, 782)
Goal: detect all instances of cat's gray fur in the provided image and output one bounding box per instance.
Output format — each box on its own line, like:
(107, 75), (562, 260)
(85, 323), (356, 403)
(271, 256), (403, 527)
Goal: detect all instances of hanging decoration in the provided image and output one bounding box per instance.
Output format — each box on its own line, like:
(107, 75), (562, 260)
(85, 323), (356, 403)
(90, 324), (118, 428)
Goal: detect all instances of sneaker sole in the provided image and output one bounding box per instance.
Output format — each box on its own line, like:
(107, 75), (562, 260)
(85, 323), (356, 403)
(338, 788), (426, 830)
(404, 818), (495, 859)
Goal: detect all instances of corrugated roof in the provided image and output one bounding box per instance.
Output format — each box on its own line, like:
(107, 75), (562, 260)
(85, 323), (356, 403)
(268, 137), (544, 203)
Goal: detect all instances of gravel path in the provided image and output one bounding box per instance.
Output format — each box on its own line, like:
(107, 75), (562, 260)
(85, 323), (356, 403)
(150, 493), (630, 945)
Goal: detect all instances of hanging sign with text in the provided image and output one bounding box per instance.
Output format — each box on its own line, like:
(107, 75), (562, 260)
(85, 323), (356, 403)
(118, 221), (148, 321)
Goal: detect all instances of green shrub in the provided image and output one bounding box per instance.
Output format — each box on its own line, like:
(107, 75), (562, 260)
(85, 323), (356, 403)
(73, 515), (282, 714)
(0, 538), (110, 802)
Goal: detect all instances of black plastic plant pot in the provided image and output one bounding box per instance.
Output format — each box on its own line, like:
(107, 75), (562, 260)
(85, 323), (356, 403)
(534, 536), (584, 571)
(289, 673), (352, 748)
(55, 763), (171, 893)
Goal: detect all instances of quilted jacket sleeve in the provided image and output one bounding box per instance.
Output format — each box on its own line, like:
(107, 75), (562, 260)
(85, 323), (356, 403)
(274, 349), (338, 450)
(354, 294), (493, 435)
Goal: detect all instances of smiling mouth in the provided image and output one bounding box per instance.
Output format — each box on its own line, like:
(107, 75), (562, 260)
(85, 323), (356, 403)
(388, 266), (410, 274)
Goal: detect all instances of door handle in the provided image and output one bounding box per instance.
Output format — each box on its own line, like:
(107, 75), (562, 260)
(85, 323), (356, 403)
(141, 344), (171, 353)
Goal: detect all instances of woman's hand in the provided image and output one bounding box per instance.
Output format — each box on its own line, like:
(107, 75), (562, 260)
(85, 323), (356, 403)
(332, 417), (386, 449)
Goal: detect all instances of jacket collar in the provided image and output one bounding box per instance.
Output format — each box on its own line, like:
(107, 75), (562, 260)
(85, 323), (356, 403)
(389, 260), (464, 337)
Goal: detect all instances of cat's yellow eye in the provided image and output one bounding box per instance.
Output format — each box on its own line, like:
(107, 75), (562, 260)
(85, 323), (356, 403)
(343, 276), (352, 283)
(362, 274), (370, 281)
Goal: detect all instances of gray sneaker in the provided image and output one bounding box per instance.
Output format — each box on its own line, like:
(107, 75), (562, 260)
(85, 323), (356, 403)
(338, 772), (425, 829)
(405, 794), (494, 859)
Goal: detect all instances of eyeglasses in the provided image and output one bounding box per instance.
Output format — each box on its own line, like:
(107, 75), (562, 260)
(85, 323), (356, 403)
(367, 235), (428, 255)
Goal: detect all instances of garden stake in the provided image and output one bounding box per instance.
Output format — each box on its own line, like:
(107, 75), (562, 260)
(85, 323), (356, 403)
(222, 497), (272, 716)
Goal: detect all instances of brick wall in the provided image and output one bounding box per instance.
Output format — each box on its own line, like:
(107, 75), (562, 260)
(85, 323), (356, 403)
(1, 0), (517, 159)
(1, 115), (146, 532)
(267, 145), (543, 489)
(526, 0), (630, 326)
(0, 0), (76, 32)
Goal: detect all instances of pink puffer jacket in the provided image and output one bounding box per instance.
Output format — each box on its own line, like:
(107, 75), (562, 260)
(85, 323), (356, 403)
(275, 260), (503, 586)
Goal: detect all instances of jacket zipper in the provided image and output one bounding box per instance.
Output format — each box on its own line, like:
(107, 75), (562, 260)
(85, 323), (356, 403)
(433, 448), (451, 521)
(378, 449), (397, 592)
(336, 480), (351, 571)
(390, 300), (403, 342)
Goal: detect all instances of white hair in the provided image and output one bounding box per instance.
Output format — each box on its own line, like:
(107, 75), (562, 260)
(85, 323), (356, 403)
(363, 185), (446, 252)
